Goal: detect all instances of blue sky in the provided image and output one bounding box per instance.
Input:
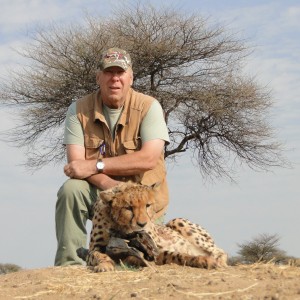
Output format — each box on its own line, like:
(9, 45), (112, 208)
(0, 0), (299, 269)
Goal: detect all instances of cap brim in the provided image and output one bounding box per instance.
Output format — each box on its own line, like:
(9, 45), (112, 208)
(101, 62), (128, 71)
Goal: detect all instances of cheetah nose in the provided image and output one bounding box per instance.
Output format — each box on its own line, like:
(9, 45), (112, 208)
(137, 221), (147, 228)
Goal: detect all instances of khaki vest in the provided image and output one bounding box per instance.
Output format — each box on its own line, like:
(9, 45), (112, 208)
(76, 88), (169, 218)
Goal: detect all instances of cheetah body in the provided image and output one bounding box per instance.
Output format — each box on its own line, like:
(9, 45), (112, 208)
(87, 182), (227, 272)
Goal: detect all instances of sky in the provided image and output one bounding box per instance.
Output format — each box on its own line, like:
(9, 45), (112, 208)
(0, 0), (299, 269)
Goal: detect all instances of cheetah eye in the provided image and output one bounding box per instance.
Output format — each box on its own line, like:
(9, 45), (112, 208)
(146, 203), (151, 208)
(125, 206), (133, 211)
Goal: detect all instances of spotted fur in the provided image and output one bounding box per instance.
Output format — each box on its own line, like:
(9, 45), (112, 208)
(87, 182), (227, 272)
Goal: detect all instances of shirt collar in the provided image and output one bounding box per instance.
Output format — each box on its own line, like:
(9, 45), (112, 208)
(93, 88), (133, 126)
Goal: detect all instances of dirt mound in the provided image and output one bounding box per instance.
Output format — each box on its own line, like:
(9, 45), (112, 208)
(1, 263), (300, 299)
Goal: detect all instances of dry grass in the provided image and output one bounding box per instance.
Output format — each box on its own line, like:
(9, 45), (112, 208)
(1, 263), (300, 300)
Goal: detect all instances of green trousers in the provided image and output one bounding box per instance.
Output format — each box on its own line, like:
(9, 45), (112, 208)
(54, 179), (100, 266)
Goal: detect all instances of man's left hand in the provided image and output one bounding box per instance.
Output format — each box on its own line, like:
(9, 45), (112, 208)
(64, 159), (96, 179)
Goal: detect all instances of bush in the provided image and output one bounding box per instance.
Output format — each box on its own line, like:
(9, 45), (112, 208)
(0, 263), (22, 275)
(237, 233), (289, 264)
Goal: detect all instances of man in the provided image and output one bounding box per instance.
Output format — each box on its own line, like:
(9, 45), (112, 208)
(55, 48), (170, 266)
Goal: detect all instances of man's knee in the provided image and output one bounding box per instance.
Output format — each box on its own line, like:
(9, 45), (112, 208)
(58, 179), (85, 198)
(56, 179), (88, 210)
(56, 179), (97, 216)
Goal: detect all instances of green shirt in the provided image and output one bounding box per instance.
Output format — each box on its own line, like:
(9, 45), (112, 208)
(64, 99), (170, 145)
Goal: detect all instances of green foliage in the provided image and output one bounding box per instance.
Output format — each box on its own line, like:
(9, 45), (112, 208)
(0, 263), (22, 275)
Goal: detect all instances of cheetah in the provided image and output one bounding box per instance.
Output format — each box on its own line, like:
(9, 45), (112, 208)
(87, 182), (228, 272)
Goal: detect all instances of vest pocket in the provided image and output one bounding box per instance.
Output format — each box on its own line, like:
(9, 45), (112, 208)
(84, 136), (104, 159)
(123, 139), (141, 153)
(84, 136), (104, 148)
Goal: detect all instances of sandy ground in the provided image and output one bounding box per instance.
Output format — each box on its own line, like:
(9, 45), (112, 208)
(1, 263), (300, 300)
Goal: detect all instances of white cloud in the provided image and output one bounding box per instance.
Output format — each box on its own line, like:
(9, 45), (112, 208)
(0, 40), (30, 77)
(283, 5), (300, 27)
(0, 0), (62, 34)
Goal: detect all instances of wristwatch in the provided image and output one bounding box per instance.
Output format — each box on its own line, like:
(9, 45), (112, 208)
(96, 159), (105, 173)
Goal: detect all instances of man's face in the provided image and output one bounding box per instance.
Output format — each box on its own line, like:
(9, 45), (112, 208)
(96, 66), (133, 109)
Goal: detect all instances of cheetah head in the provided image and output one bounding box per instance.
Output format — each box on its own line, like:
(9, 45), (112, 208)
(99, 182), (158, 233)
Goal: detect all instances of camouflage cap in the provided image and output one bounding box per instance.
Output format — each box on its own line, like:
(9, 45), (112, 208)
(98, 48), (132, 71)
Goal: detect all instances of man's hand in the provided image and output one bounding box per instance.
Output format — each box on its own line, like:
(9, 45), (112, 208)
(63, 144), (121, 190)
(64, 159), (96, 179)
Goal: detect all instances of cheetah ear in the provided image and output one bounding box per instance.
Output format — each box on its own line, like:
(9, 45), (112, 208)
(150, 182), (161, 190)
(99, 191), (114, 204)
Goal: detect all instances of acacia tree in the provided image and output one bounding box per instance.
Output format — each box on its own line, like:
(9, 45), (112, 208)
(0, 3), (284, 179)
(237, 233), (288, 264)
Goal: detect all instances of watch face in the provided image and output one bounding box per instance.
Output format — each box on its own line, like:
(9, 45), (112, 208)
(96, 161), (105, 171)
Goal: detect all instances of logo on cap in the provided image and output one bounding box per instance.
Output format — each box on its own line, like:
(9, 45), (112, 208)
(99, 48), (132, 71)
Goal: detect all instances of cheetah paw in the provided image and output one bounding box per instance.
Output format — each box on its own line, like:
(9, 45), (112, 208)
(93, 262), (115, 272)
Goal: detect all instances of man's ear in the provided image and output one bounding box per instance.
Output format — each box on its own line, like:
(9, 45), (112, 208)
(96, 71), (101, 85)
(129, 69), (134, 86)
